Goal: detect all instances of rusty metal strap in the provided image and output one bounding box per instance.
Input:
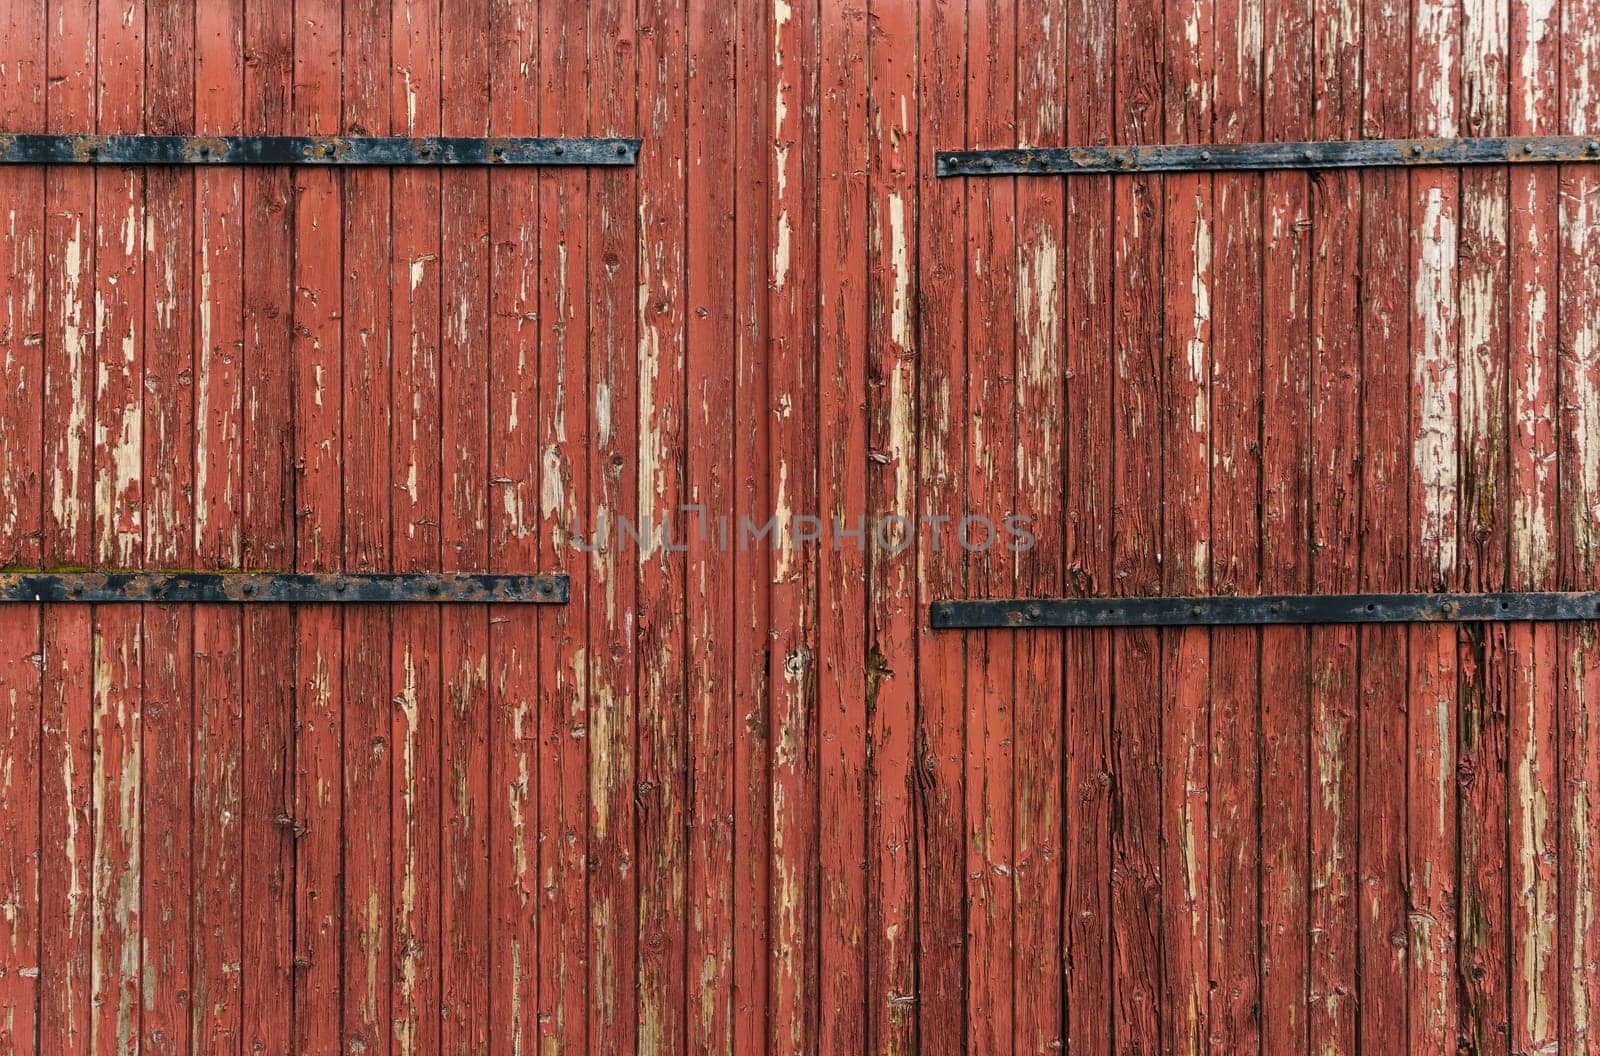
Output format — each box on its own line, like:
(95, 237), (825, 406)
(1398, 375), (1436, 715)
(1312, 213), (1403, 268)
(931, 592), (1600, 628)
(937, 135), (1600, 177)
(0, 134), (639, 166)
(0, 572), (568, 603)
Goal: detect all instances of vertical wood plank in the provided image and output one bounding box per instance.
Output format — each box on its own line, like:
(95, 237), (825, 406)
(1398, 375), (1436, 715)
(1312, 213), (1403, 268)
(486, 0), (539, 1049)
(0, 2), (45, 1051)
(1307, 0), (1362, 1051)
(1160, 0), (1213, 1047)
(1062, 0), (1115, 1049)
(1260, 1), (1313, 1049)
(1558, 0), (1600, 1047)
(188, 1), (244, 1052)
(536, 2), (593, 1052)
(142, 1), (198, 1038)
(190, 607), (241, 1053)
(240, 0), (296, 1041)
(42, 0), (95, 569)
(186, 5), (245, 1045)
(1408, 1), (1463, 1048)
(40, 610), (92, 1056)
(90, 611), (140, 1056)
(340, 0), (394, 1049)
(1358, 0), (1413, 1045)
(1457, 0), (1511, 1049)
(584, 1), (640, 1051)
(0, 0), (45, 571)
(1508, 0), (1562, 1049)
(93, 0), (144, 571)
(192, 0), (242, 574)
(439, 2), (492, 1049)
(0, 618), (41, 1055)
(1207, 0), (1263, 1049)
(389, 0), (442, 1051)
(1012, 0), (1065, 1048)
(768, 0), (820, 1048)
(291, 0), (344, 1050)
(687, 0), (739, 1049)
(914, 0), (967, 1048)
(864, 0), (918, 1048)
(141, 0), (194, 568)
(1111, 0), (1165, 1046)
(92, 1), (144, 1052)
(962, 2), (1016, 1052)
(731, 0), (772, 1050)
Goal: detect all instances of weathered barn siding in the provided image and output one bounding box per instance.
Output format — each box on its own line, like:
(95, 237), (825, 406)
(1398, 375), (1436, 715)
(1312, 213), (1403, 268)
(0, 0), (1596, 1053)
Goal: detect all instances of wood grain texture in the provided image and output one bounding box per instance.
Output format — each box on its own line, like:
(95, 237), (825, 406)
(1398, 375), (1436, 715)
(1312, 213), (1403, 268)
(0, 2), (45, 1052)
(1062, 2), (1115, 1052)
(1508, 1), (1562, 1051)
(3, 4), (1599, 1054)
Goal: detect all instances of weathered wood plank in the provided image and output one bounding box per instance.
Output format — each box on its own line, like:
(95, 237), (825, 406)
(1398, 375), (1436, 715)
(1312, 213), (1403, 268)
(731, 0), (771, 1049)
(0, 0), (44, 572)
(40, 607), (92, 1056)
(388, 1), (441, 1052)
(1307, 2), (1362, 1050)
(1013, 0), (1066, 1049)
(1508, 0), (1562, 1049)
(188, 6), (242, 1042)
(440, 4), (492, 1050)
(768, 0), (820, 1051)
(1408, 2), (1464, 1048)
(536, 0), (594, 1050)
(139, 14), (195, 992)
(1358, 0), (1414, 1044)
(1062, 0), (1115, 1051)
(391, 0), (446, 1049)
(485, 0), (540, 1049)
(0, 609), (41, 1054)
(1457, 0), (1512, 1049)
(239, 0), (297, 1030)
(1207, 2), (1264, 1047)
(864, 0), (918, 1049)
(963, 0), (1016, 1052)
(915, 0), (968, 1049)
(0, 2), (45, 1049)
(339, 1), (395, 1050)
(289, 2), (343, 1052)
(1260, 2), (1314, 1049)
(41, 0), (96, 569)
(1558, 0), (1600, 1047)
(1160, 0), (1213, 1048)
(584, 1), (640, 1051)
(687, 0), (740, 1050)
(1111, 0), (1165, 1046)
(91, 3), (145, 1053)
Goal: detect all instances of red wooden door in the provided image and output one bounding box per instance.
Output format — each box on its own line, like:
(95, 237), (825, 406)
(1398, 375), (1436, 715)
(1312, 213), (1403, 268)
(0, 1), (1597, 1055)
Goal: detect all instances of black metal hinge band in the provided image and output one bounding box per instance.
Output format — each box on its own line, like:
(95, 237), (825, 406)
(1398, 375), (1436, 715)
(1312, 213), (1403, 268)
(931, 592), (1600, 629)
(937, 135), (1600, 177)
(0, 572), (569, 604)
(0, 134), (639, 167)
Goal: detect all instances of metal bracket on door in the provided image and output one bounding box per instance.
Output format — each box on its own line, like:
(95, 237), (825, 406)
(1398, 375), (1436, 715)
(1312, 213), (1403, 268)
(0, 572), (569, 604)
(937, 134), (1600, 177)
(931, 592), (1600, 629)
(0, 134), (639, 167)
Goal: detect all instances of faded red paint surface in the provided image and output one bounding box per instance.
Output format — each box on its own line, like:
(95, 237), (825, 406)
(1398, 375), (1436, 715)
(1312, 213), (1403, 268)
(0, 1), (1597, 1053)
